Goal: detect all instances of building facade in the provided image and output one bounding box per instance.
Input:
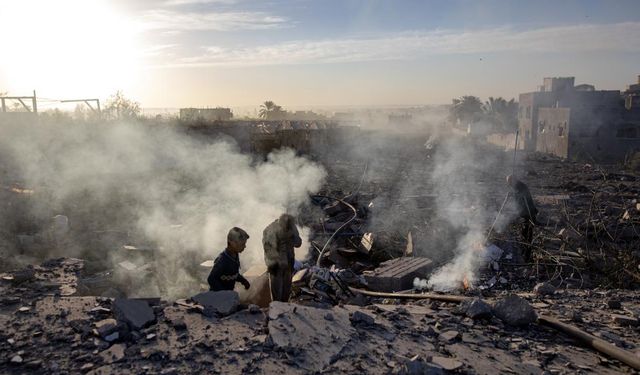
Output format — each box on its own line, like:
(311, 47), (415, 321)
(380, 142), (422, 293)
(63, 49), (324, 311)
(518, 77), (640, 161)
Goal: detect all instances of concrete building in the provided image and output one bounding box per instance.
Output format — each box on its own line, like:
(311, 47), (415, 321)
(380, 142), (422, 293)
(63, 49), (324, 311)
(518, 77), (640, 161)
(180, 107), (233, 122)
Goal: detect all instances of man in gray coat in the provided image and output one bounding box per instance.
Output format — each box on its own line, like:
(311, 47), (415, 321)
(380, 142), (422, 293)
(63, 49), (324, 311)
(262, 214), (302, 302)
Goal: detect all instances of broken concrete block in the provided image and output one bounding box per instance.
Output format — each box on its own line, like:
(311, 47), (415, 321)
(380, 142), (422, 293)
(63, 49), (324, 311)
(493, 295), (537, 327)
(533, 282), (556, 296)
(611, 314), (639, 326)
(112, 298), (156, 330)
(438, 330), (460, 343)
(268, 301), (355, 372)
(350, 310), (375, 325)
(430, 356), (463, 371)
(395, 356), (444, 375)
(363, 257), (433, 292)
(9, 267), (36, 284)
(104, 332), (120, 342)
(460, 298), (492, 319)
(94, 319), (119, 338)
(191, 290), (239, 317)
(10, 355), (23, 364)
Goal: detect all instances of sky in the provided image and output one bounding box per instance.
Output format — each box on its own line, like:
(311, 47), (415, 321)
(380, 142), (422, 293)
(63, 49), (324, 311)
(1, 0), (639, 109)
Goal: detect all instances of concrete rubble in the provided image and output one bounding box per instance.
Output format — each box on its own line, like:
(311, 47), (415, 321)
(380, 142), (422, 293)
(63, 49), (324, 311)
(112, 298), (156, 330)
(1, 259), (640, 373)
(1, 129), (640, 373)
(493, 295), (538, 327)
(191, 290), (239, 317)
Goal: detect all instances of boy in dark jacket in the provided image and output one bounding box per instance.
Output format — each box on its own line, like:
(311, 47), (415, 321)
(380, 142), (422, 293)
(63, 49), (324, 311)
(207, 227), (251, 291)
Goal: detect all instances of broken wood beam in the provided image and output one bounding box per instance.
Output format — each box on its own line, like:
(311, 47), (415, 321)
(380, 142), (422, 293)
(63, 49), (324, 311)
(350, 287), (640, 371)
(538, 315), (640, 371)
(349, 287), (469, 303)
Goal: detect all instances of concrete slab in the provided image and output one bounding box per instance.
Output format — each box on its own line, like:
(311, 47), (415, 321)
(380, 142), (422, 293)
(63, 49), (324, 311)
(112, 298), (156, 330)
(363, 257), (434, 292)
(191, 290), (239, 317)
(267, 301), (355, 372)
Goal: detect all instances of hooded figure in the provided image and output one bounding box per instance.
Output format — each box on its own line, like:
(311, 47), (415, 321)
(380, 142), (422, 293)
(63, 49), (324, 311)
(262, 214), (302, 302)
(507, 175), (538, 261)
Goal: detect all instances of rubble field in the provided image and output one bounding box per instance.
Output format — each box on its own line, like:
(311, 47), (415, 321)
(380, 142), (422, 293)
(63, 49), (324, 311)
(1, 130), (640, 374)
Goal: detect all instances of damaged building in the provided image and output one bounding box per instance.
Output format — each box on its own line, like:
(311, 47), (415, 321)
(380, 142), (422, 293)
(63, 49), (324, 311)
(518, 76), (640, 161)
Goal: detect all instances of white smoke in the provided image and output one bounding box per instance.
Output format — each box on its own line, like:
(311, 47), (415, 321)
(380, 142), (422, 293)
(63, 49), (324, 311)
(426, 136), (505, 291)
(0, 120), (326, 298)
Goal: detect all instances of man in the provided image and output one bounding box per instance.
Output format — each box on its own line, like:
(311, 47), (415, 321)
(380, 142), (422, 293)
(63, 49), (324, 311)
(262, 214), (302, 302)
(507, 175), (538, 261)
(207, 227), (251, 291)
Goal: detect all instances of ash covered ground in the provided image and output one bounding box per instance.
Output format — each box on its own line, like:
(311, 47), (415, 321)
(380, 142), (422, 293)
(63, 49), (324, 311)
(1, 122), (640, 374)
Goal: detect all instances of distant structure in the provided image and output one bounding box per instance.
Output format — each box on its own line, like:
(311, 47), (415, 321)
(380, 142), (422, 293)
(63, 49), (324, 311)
(518, 76), (640, 161)
(0, 91), (38, 124)
(388, 113), (413, 126)
(180, 107), (233, 122)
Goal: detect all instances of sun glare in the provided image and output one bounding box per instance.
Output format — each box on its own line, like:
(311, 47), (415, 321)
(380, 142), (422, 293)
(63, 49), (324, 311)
(0, 0), (141, 99)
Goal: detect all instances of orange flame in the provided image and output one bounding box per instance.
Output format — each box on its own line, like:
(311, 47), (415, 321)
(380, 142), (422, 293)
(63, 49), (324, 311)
(462, 275), (471, 290)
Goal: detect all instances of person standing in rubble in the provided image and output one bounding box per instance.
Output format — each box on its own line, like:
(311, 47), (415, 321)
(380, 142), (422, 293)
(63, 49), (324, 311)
(507, 175), (538, 261)
(207, 227), (251, 291)
(262, 214), (302, 302)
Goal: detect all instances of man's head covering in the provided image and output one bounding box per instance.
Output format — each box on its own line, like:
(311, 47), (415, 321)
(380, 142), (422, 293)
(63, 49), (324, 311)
(227, 227), (249, 243)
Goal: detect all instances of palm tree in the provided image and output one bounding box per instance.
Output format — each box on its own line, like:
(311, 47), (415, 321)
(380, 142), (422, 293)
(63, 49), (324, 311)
(449, 96), (483, 126)
(259, 100), (284, 120)
(483, 97), (518, 131)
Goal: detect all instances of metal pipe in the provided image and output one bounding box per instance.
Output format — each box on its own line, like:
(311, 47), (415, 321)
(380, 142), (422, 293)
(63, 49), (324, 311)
(313, 195), (357, 266)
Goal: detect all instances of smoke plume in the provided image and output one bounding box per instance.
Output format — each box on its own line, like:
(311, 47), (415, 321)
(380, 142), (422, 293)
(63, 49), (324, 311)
(0, 120), (325, 298)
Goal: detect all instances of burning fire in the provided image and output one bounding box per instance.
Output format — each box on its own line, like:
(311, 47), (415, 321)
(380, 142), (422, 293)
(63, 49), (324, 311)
(462, 275), (471, 290)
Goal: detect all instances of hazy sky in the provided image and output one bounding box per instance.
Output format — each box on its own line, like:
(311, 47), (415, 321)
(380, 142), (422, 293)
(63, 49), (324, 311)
(1, 0), (639, 108)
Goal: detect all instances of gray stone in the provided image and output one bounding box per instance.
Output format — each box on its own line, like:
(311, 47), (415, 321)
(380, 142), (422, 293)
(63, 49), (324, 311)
(192, 290), (239, 317)
(461, 298), (492, 319)
(350, 310), (375, 325)
(534, 282), (556, 296)
(431, 356), (463, 371)
(112, 298), (156, 330)
(10, 355), (23, 364)
(395, 356), (445, 375)
(493, 295), (537, 326)
(438, 330), (460, 343)
(94, 319), (118, 338)
(268, 301), (355, 372)
(10, 267), (36, 284)
(104, 332), (120, 342)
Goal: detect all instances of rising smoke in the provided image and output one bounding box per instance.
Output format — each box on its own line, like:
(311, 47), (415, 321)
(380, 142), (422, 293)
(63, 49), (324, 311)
(426, 136), (510, 291)
(0, 120), (325, 298)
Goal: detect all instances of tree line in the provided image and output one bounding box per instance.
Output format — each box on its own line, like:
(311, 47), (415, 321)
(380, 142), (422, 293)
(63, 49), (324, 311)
(449, 95), (518, 132)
